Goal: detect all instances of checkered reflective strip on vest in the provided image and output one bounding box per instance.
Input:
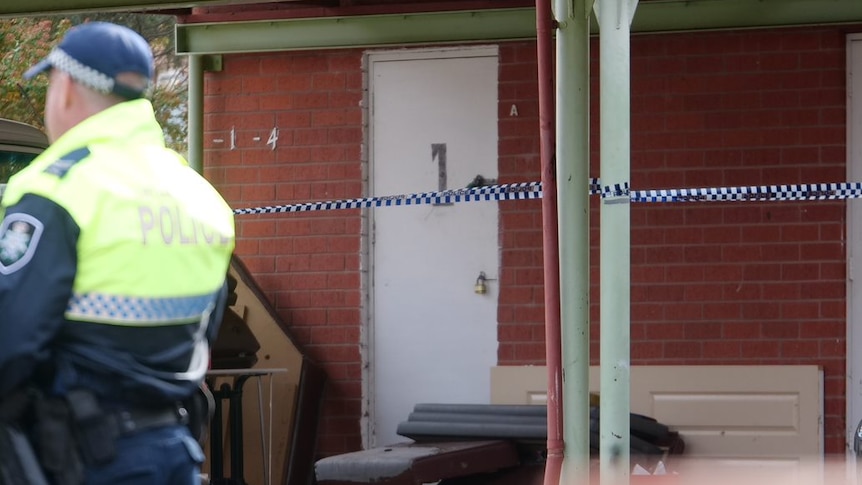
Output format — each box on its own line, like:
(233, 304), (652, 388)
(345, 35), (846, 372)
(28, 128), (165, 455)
(66, 293), (215, 324)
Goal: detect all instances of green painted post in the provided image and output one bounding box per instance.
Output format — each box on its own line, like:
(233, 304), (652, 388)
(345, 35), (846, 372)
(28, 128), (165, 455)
(187, 54), (203, 174)
(596, 0), (638, 484)
(555, 0), (594, 483)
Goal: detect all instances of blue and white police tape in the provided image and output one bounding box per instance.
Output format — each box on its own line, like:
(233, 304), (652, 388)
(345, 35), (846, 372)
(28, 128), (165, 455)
(629, 182), (862, 203)
(232, 181), (542, 215)
(232, 179), (862, 215)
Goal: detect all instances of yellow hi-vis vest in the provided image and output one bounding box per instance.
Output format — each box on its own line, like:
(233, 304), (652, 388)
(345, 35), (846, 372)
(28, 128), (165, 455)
(2, 99), (235, 327)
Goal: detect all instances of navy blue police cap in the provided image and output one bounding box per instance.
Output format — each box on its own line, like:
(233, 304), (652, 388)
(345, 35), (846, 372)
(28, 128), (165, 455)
(24, 22), (154, 100)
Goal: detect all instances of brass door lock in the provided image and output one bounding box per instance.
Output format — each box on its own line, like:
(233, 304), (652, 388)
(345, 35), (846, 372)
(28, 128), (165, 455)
(474, 272), (488, 294)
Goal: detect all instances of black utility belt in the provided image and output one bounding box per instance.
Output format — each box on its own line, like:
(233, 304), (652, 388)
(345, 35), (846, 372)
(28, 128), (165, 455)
(111, 404), (189, 436)
(0, 388), (193, 485)
(65, 391), (189, 466)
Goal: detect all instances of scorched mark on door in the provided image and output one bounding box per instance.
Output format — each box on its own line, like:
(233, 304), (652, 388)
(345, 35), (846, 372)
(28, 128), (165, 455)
(432, 143), (451, 206)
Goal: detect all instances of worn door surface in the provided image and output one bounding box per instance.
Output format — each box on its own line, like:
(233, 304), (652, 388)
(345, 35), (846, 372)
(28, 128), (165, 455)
(368, 46), (500, 446)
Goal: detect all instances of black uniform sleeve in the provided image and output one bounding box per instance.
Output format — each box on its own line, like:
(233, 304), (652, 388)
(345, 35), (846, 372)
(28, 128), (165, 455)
(0, 193), (79, 395)
(206, 280), (229, 344)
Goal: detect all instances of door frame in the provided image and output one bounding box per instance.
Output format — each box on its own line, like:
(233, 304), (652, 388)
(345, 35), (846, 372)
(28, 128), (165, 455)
(846, 33), (862, 454)
(361, 45), (500, 448)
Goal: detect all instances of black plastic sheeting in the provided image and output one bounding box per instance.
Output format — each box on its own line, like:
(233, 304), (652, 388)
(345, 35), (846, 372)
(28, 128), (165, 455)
(395, 403), (683, 457)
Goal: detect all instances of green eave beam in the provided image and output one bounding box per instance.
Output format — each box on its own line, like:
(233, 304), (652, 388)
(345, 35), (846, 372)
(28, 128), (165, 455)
(176, 8), (538, 54)
(176, 0), (862, 55)
(636, 0), (862, 32)
(0, 0), (290, 17)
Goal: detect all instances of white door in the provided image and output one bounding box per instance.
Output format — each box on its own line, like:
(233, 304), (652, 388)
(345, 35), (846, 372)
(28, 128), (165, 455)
(368, 46), (500, 447)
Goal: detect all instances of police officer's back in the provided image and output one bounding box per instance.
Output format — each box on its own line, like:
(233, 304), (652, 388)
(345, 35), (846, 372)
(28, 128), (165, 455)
(0, 22), (235, 484)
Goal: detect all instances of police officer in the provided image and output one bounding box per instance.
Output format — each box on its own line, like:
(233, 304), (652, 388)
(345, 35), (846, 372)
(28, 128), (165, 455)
(0, 22), (235, 484)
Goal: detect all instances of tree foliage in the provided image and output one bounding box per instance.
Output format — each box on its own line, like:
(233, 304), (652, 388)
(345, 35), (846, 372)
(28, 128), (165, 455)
(0, 18), (66, 127)
(0, 14), (188, 152)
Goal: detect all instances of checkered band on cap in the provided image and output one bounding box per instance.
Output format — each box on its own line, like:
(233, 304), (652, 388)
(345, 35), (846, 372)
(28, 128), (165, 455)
(48, 48), (115, 94)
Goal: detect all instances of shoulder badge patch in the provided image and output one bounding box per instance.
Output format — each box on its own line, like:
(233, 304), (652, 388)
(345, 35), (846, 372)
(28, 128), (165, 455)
(0, 213), (43, 274)
(43, 147), (91, 178)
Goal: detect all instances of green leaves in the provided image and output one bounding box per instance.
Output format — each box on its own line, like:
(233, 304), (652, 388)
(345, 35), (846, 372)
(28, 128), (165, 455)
(0, 18), (65, 127)
(0, 14), (188, 153)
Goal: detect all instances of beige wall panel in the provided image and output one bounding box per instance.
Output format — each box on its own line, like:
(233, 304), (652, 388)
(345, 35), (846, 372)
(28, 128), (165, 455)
(490, 365), (823, 461)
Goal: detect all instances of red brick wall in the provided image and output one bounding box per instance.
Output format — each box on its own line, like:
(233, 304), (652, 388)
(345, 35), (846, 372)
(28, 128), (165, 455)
(203, 50), (366, 455)
(498, 41), (546, 363)
(203, 25), (849, 457)
(628, 27), (846, 453)
(497, 27), (847, 453)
